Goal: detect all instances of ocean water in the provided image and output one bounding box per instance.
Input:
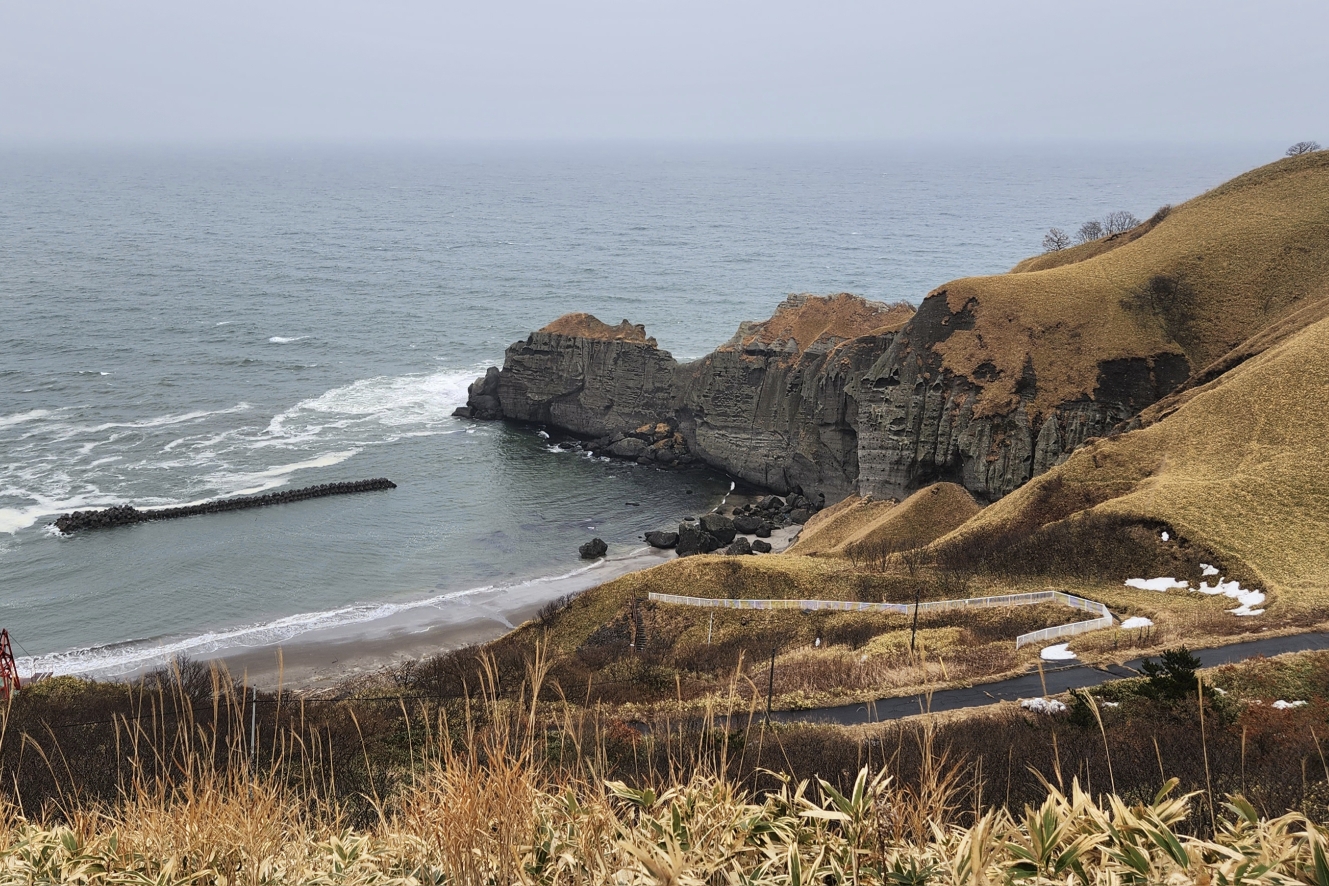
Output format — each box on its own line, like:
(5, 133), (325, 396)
(0, 141), (1270, 678)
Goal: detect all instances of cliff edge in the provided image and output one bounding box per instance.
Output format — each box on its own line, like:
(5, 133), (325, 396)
(461, 153), (1329, 507)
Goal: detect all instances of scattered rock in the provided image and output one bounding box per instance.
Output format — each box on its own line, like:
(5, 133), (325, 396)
(609, 437), (649, 459)
(751, 539), (772, 554)
(699, 512), (737, 544)
(676, 522), (722, 556)
(579, 538), (608, 559)
(724, 537), (752, 556)
(733, 514), (762, 534)
(644, 530), (678, 549)
(788, 508), (813, 525)
(754, 524), (773, 538)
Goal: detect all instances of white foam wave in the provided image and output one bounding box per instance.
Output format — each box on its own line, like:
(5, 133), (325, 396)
(271, 369), (475, 432)
(0, 490), (134, 534)
(17, 560), (608, 679)
(46, 404), (253, 442)
(0, 408), (54, 429)
(200, 451), (359, 497)
(3, 370), (480, 536)
(268, 336), (307, 344)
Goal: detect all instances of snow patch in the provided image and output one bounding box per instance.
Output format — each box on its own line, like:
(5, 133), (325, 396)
(1126, 577), (1189, 592)
(1273, 700), (1308, 710)
(1120, 616), (1154, 629)
(1020, 698), (1067, 715)
(1201, 563), (1219, 577)
(1161, 531), (1170, 541)
(1040, 643), (1077, 661)
(1197, 578), (1265, 616)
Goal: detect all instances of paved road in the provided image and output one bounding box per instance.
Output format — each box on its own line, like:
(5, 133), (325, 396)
(771, 631), (1329, 726)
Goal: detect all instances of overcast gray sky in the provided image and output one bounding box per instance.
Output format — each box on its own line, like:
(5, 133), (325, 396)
(1, 0), (1324, 144)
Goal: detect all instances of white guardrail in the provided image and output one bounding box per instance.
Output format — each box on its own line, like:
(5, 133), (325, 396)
(646, 590), (1113, 648)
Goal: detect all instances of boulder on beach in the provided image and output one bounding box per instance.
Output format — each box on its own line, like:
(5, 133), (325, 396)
(751, 539), (773, 554)
(644, 530), (678, 549)
(699, 512), (737, 545)
(723, 537), (752, 556)
(789, 508), (813, 525)
(733, 514), (762, 534)
(676, 523), (721, 556)
(579, 537), (608, 559)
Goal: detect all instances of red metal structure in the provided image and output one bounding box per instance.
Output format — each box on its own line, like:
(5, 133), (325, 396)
(0, 629), (20, 701)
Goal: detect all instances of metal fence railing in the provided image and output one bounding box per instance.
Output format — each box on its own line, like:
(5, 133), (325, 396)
(646, 590), (1114, 648)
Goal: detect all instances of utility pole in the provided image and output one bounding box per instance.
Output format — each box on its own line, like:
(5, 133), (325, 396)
(765, 646), (776, 725)
(910, 585), (923, 653)
(707, 611), (714, 646)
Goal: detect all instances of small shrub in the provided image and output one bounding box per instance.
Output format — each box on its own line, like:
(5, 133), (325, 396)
(1141, 646), (1201, 700)
(1286, 140), (1321, 156)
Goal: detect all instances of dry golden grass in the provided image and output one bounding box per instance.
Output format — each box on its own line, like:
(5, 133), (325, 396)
(9, 652), (1329, 884)
(940, 306), (1329, 610)
(821, 483), (983, 557)
(720, 293), (914, 355)
(787, 494), (898, 555)
(931, 151), (1329, 415)
(1009, 211), (1165, 274)
(538, 312), (655, 343)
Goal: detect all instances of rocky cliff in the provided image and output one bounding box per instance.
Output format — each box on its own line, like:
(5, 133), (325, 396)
(461, 292), (1183, 505)
(461, 154), (1329, 507)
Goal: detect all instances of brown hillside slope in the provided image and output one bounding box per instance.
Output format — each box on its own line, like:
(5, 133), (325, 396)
(787, 495), (898, 556)
(938, 307), (1329, 599)
(789, 483), (982, 557)
(936, 152), (1329, 417)
(1010, 207), (1170, 274)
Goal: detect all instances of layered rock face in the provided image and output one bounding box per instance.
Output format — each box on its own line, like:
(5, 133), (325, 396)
(853, 290), (1189, 500)
(461, 293), (1188, 504)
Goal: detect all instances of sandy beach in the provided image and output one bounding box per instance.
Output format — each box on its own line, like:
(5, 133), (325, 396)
(216, 518), (802, 691)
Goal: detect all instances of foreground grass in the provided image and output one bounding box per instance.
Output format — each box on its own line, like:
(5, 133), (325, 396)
(8, 650), (1329, 884)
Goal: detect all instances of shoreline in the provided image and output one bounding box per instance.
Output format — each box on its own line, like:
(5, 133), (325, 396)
(20, 482), (802, 692)
(224, 516), (802, 691)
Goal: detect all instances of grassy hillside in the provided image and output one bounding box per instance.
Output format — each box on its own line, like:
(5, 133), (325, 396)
(939, 303), (1329, 604)
(1009, 207), (1169, 273)
(790, 483), (982, 557)
(931, 151), (1329, 416)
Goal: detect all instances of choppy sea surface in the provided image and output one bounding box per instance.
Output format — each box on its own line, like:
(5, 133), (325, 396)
(0, 141), (1270, 677)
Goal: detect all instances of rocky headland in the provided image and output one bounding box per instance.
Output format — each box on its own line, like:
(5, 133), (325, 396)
(458, 291), (1184, 507)
(460, 153), (1329, 516)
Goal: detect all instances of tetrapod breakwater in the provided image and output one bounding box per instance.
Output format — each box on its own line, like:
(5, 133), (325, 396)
(51, 478), (397, 533)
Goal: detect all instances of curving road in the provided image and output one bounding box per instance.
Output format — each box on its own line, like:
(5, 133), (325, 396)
(771, 631), (1329, 726)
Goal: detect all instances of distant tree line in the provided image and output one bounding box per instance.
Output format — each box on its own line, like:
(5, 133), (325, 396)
(1042, 209), (1142, 253)
(1040, 142), (1319, 255)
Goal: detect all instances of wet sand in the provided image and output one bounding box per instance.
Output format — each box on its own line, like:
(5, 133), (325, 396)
(218, 523), (801, 691)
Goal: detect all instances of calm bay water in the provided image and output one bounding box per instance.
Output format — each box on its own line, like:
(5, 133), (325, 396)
(0, 141), (1269, 677)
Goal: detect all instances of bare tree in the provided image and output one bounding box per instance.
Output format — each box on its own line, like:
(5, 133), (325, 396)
(1287, 141), (1322, 156)
(895, 544), (931, 653)
(1075, 220), (1104, 244)
(1042, 228), (1071, 252)
(1103, 211), (1141, 235)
